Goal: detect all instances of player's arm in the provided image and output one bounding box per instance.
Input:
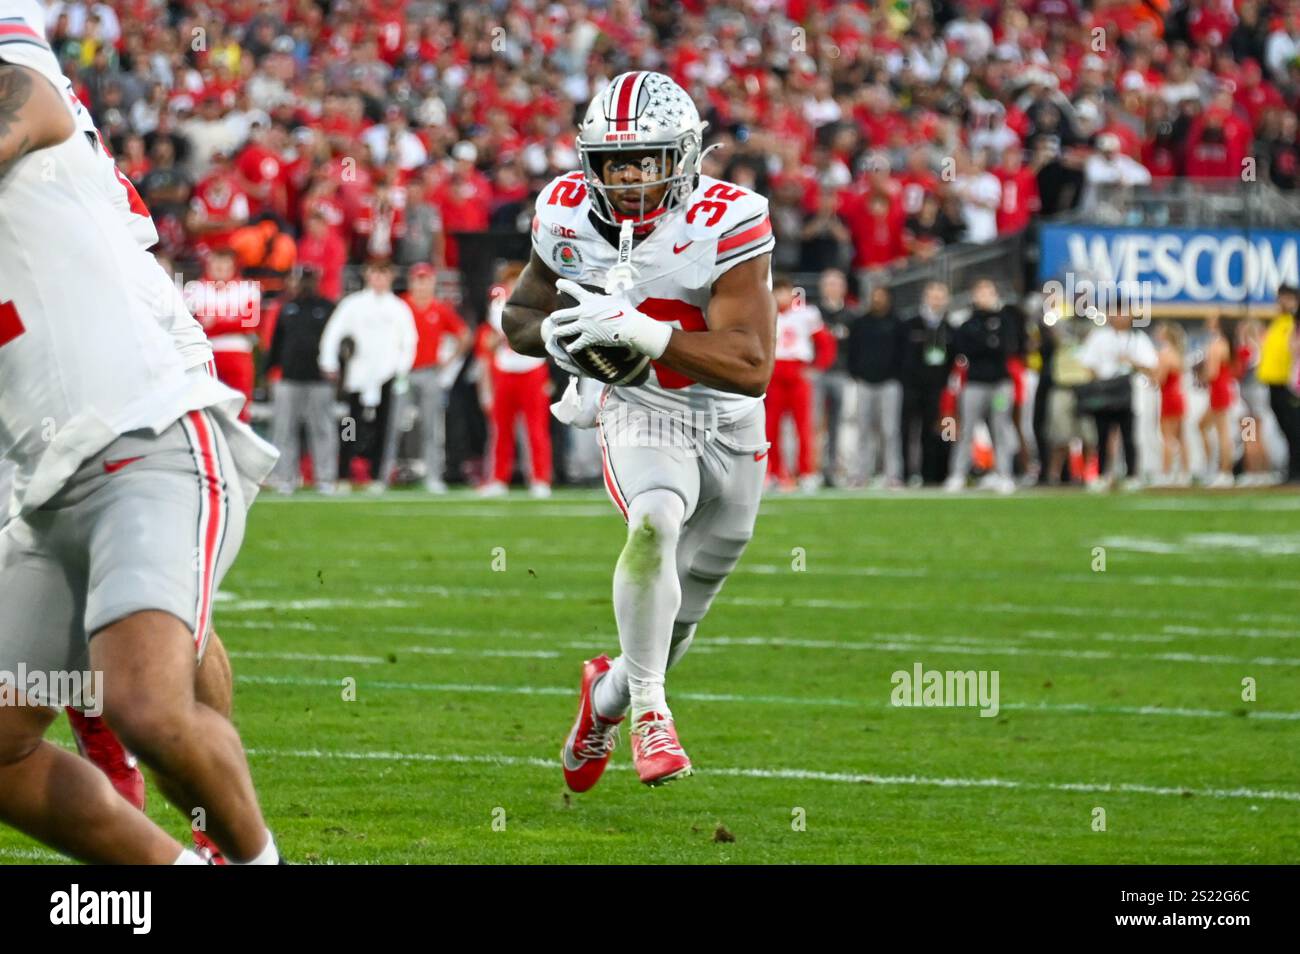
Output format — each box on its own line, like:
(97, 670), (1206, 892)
(656, 254), (776, 398)
(0, 64), (75, 177)
(501, 248), (562, 357)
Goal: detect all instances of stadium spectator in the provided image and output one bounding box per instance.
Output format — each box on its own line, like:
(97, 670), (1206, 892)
(901, 282), (955, 487)
(767, 275), (833, 493)
(814, 268), (858, 487)
(1078, 312), (1158, 490)
(296, 208), (347, 302)
(266, 268), (338, 495)
(184, 247), (260, 421)
(1260, 285), (1300, 484)
(848, 284), (904, 489)
(904, 192), (962, 260)
(396, 177), (446, 269)
(186, 151), (250, 258)
(992, 145), (1041, 235)
(951, 147), (1001, 243)
(944, 279), (1020, 494)
(1082, 133), (1153, 215)
(1043, 318), (1099, 486)
(392, 264), (470, 493)
(318, 260), (417, 490)
(1235, 317), (1275, 484)
(479, 263), (552, 498)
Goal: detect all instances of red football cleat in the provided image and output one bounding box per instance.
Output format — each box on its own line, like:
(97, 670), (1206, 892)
(65, 708), (146, 811)
(192, 830), (226, 865)
(561, 655), (624, 793)
(630, 710), (693, 786)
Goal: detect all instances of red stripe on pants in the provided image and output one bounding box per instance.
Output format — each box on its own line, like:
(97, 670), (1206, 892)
(187, 410), (224, 646)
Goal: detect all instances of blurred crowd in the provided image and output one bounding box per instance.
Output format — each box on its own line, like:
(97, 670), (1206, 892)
(33, 0), (1300, 491)
(59, 0), (1300, 286)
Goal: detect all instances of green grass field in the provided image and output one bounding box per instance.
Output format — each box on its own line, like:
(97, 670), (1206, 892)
(4, 488), (1298, 864)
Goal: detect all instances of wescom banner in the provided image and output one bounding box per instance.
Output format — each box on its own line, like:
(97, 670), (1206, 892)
(1039, 224), (1300, 312)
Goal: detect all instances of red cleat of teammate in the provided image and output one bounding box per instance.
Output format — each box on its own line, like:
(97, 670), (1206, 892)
(65, 708), (146, 812)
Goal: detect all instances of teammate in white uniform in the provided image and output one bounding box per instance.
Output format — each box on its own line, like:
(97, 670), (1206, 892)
(503, 71), (776, 789)
(0, 6), (280, 864)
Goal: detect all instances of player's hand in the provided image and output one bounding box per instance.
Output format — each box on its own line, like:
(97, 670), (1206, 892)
(553, 279), (671, 360)
(540, 314), (584, 376)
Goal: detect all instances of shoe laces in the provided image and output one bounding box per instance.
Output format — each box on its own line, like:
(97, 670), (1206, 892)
(577, 719), (620, 759)
(633, 717), (685, 758)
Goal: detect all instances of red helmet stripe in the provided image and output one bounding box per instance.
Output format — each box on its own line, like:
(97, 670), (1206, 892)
(611, 71), (643, 132)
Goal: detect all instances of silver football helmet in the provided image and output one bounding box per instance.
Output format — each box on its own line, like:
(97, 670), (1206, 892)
(576, 71), (709, 228)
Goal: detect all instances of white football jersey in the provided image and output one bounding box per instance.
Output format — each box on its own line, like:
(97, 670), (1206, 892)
(0, 16), (240, 517)
(531, 171), (775, 425)
(1, 0), (211, 371)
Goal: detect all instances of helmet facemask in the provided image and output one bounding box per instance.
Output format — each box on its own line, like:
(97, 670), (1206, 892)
(579, 131), (702, 230)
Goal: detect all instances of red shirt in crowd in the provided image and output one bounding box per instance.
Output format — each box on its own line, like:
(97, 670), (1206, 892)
(992, 164), (1040, 233)
(297, 228), (348, 301)
(403, 294), (467, 370)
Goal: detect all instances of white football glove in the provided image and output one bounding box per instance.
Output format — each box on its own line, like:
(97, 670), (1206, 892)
(551, 279), (672, 360)
(540, 313), (583, 376)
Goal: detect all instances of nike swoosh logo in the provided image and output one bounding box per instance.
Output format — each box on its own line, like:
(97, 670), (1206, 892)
(673, 241), (693, 254)
(753, 450), (768, 462)
(103, 456), (144, 474)
(600, 311), (624, 322)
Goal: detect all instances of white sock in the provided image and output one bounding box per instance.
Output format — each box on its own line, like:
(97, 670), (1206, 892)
(597, 617), (698, 720)
(174, 848), (206, 865)
(593, 656), (630, 721)
(614, 490), (683, 720)
(231, 830), (279, 865)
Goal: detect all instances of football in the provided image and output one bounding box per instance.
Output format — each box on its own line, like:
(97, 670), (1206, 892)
(554, 291), (652, 386)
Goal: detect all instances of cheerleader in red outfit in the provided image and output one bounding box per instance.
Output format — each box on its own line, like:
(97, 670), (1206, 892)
(1154, 321), (1188, 486)
(1197, 313), (1236, 488)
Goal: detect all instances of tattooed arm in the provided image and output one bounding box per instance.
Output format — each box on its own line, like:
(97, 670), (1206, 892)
(501, 248), (562, 357)
(0, 64), (75, 179)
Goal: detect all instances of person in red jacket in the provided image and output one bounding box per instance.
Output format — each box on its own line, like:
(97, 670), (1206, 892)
(395, 264), (469, 491)
(993, 144), (1040, 234)
(765, 275), (836, 492)
(184, 248), (261, 421)
(297, 207), (347, 301)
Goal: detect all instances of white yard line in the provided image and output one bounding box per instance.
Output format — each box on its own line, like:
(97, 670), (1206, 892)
(245, 747), (1300, 803)
(232, 674), (1300, 720)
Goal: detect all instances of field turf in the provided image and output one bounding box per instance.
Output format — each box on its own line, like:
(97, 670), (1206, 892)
(3, 488), (1298, 864)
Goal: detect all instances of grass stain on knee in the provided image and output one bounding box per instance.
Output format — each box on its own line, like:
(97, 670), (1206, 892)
(618, 516), (663, 585)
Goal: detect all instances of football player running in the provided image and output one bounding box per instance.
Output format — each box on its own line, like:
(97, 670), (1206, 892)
(0, 4), (279, 863)
(503, 72), (776, 789)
